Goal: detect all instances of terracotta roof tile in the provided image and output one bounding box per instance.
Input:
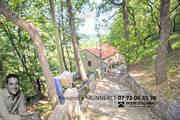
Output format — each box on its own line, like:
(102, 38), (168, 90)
(86, 44), (119, 60)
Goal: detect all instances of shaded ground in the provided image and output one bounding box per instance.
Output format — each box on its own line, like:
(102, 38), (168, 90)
(82, 67), (159, 120)
(127, 47), (180, 100)
(27, 100), (52, 120)
(27, 47), (180, 120)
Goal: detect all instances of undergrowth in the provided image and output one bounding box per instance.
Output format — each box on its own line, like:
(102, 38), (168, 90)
(128, 45), (180, 100)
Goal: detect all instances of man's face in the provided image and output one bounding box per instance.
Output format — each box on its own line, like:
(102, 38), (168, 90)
(6, 77), (19, 96)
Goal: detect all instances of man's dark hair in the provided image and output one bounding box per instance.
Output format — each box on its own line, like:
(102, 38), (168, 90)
(6, 74), (19, 84)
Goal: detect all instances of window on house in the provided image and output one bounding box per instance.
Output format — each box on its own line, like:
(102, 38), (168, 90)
(88, 61), (91, 66)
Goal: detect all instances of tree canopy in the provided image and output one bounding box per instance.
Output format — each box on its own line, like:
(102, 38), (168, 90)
(0, 0), (179, 116)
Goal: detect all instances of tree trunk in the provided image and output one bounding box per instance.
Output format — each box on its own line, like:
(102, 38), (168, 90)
(66, 0), (88, 82)
(155, 0), (170, 84)
(0, 61), (4, 84)
(167, 40), (173, 52)
(36, 77), (43, 95)
(65, 40), (73, 72)
(110, 0), (129, 41)
(0, 0), (58, 106)
(122, 0), (129, 41)
(128, 6), (137, 35)
(23, 55), (41, 95)
(27, 55), (44, 96)
(63, 37), (73, 72)
(59, 2), (68, 71)
(49, 0), (65, 73)
(0, 61), (3, 75)
(60, 39), (68, 71)
(172, 13), (177, 33)
(3, 24), (42, 95)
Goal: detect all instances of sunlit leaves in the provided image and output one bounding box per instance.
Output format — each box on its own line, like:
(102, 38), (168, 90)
(97, 0), (179, 64)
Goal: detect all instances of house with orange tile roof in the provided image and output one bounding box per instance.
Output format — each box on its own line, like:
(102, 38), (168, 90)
(80, 44), (122, 73)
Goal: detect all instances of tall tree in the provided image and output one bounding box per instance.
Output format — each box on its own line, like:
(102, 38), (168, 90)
(59, 0), (68, 71)
(66, 0), (88, 82)
(49, 0), (65, 73)
(111, 0), (129, 41)
(155, 0), (170, 84)
(0, 0), (58, 106)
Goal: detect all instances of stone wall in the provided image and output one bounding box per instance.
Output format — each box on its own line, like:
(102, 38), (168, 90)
(121, 74), (180, 120)
(48, 73), (98, 120)
(81, 73), (99, 113)
(88, 74), (97, 93)
(48, 88), (85, 120)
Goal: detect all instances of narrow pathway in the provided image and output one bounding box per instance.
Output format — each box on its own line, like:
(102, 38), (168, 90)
(82, 66), (159, 120)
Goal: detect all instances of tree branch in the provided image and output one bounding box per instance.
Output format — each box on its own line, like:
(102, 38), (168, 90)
(2, 24), (27, 70)
(170, 3), (180, 13)
(107, 11), (120, 21)
(127, 6), (136, 26)
(110, 0), (123, 6)
(148, 0), (160, 10)
(147, 0), (160, 27)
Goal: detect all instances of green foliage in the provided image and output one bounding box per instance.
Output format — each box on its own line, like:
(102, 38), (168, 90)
(95, 0), (180, 65)
(0, 0), (90, 96)
(170, 33), (180, 49)
(0, 0), (54, 97)
(1, 0), (179, 112)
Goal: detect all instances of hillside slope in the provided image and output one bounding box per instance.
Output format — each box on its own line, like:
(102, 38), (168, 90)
(127, 47), (180, 100)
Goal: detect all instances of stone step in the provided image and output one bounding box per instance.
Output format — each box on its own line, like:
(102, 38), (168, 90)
(83, 69), (160, 120)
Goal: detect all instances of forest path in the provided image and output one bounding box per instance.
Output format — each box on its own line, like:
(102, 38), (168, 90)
(82, 65), (159, 120)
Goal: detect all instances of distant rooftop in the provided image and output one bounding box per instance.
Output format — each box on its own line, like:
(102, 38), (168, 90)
(86, 44), (119, 60)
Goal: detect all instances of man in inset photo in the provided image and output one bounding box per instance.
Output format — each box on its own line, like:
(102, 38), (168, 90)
(0, 74), (40, 120)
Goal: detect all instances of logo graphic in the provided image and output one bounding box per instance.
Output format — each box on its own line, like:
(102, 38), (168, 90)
(118, 102), (125, 107)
